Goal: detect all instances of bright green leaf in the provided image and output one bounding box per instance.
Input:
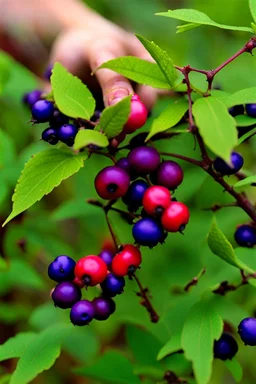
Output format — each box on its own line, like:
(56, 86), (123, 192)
(97, 56), (170, 89)
(51, 62), (95, 119)
(74, 130), (109, 150)
(0, 333), (36, 362)
(225, 87), (256, 108)
(224, 359), (243, 383)
(3, 149), (87, 225)
(181, 300), (223, 384)
(157, 330), (182, 361)
(176, 23), (201, 33)
(249, 0), (256, 23)
(193, 97), (237, 162)
(238, 127), (256, 144)
(234, 175), (256, 190)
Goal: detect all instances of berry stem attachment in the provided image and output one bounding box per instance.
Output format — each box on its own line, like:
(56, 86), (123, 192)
(184, 267), (206, 292)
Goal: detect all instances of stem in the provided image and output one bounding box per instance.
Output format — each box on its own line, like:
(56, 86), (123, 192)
(89, 149), (116, 164)
(184, 267), (206, 292)
(203, 202), (238, 212)
(159, 152), (202, 166)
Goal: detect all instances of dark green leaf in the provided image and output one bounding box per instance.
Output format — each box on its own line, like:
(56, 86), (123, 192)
(0, 53), (11, 93)
(51, 198), (102, 221)
(0, 129), (16, 168)
(0, 303), (30, 324)
(63, 327), (100, 363)
(249, 0), (256, 23)
(234, 175), (256, 190)
(74, 130), (109, 150)
(224, 359), (243, 383)
(235, 115), (256, 127)
(0, 333), (36, 361)
(157, 330), (182, 361)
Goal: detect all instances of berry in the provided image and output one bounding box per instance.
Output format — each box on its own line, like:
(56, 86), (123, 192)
(58, 124), (78, 146)
(246, 103), (256, 118)
(92, 297), (116, 320)
(234, 225), (256, 247)
(48, 255), (76, 282)
(124, 95), (148, 134)
(43, 64), (53, 81)
(132, 217), (164, 247)
(98, 249), (114, 268)
(94, 166), (130, 200)
(101, 273), (125, 297)
(51, 282), (81, 309)
(31, 100), (54, 122)
(214, 333), (238, 360)
(42, 127), (59, 145)
(74, 255), (108, 286)
(213, 152), (244, 175)
(49, 110), (69, 128)
(128, 146), (160, 175)
(128, 132), (148, 149)
(70, 300), (95, 325)
(122, 180), (149, 211)
(116, 157), (132, 173)
(151, 161), (184, 190)
(142, 186), (171, 216)
(161, 201), (190, 232)
(23, 90), (42, 108)
(112, 245), (142, 276)
(228, 105), (244, 117)
(238, 317), (256, 346)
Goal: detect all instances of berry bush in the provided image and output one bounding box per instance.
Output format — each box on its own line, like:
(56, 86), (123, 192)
(1, 1), (256, 384)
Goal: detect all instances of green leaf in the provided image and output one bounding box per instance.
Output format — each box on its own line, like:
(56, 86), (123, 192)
(234, 175), (256, 190)
(237, 127), (256, 144)
(97, 56), (170, 89)
(51, 62), (95, 119)
(192, 97), (237, 162)
(0, 333), (36, 362)
(0, 258), (7, 272)
(135, 34), (177, 87)
(98, 96), (131, 138)
(225, 87), (256, 108)
(207, 217), (254, 273)
(63, 327), (100, 363)
(3, 149), (87, 225)
(156, 9), (253, 33)
(157, 330), (182, 361)
(176, 23), (201, 34)
(73, 130), (109, 150)
(0, 129), (16, 168)
(75, 350), (140, 384)
(146, 98), (188, 140)
(224, 359), (243, 383)
(51, 198), (102, 221)
(235, 115), (256, 127)
(249, 0), (256, 23)
(10, 325), (70, 384)
(181, 300), (223, 384)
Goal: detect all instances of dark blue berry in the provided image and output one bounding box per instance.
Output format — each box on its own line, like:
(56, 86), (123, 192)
(234, 225), (256, 247)
(98, 250), (114, 268)
(122, 180), (149, 211)
(32, 100), (54, 122)
(23, 90), (42, 108)
(238, 317), (256, 346)
(48, 255), (76, 282)
(70, 300), (95, 325)
(246, 103), (256, 118)
(214, 333), (238, 360)
(101, 273), (125, 297)
(213, 151), (244, 175)
(58, 124), (78, 146)
(229, 105), (244, 117)
(49, 109), (69, 128)
(92, 297), (116, 320)
(42, 127), (59, 145)
(132, 217), (164, 247)
(52, 282), (81, 309)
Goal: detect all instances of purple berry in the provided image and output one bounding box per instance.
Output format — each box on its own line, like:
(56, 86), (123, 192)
(49, 109), (69, 128)
(98, 250), (114, 268)
(238, 317), (256, 346)
(234, 225), (256, 248)
(32, 100), (54, 122)
(48, 255), (76, 282)
(23, 90), (42, 108)
(70, 300), (95, 325)
(122, 180), (149, 211)
(132, 217), (164, 247)
(43, 64), (53, 81)
(92, 297), (116, 320)
(214, 333), (238, 360)
(95, 166), (130, 200)
(128, 146), (160, 175)
(213, 151), (244, 175)
(246, 103), (256, 118)
(116, 158), (132, 173)
(52, 282), (81, 309)
(229, 105), (244, 117)
(58, 124), (78, 146)
(101, 273), (125, 297)
(151, 161), (184, 190)
(42, 127), (59, 145)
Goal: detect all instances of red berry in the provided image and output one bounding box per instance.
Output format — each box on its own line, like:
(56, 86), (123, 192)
(95, 166), (130, 200)
(124, 95), (148, 134)
(74, 255), (108, 286)
(161, 201), (190, 232)
(112, 245), (142, 276)
(142, 186), (171, 216)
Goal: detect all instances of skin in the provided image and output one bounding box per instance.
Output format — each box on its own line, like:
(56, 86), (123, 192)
(0, 0), (158, 109)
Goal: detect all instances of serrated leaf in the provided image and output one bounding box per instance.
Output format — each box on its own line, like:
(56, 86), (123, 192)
(207, 217), (254, 273)
(234, 175), (256, 190)
(224, 359), (243, 383)
(97, 56), (170, 89)
(10, 325), (70, 384)
(181, 300), (223, 384)
(238, 127), (256, 144)
(51, 62), (95, 119)
(235, 115), (256, 127)
(249, 0), (256, 23)
(135, 34), (177, 87)
(98, 95), (131, 138)
(157, 330), (182, 361)
(74, 130), (109, 150)
(146, 98), (188, 140)
(193, 97), (237, 162)
(0, 333), (36, 362)
(3, 149), (87, 226)
(225, 87), (256, 108)
(156, 9), (253, 33)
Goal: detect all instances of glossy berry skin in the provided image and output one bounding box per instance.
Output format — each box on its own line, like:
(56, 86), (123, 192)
(124, 95), (148, 134)
(213, 152), (244, 175)
(23, 89), (42, 108)
(151, 161), (184, 190)
(52, 282), (81, 309)
(31, 100), (54, 122)
(142, 186), (171, 216)
(132, 218), (164, 247)
(214, 333), (238, 360)
(98, 250), (114, 268)
(70, 300), (95, 325)
(238, 317), (256, 346)
(58, 124), (78, 146)
(229, 105), (244, 117)
(101, 273), (125, 297)
(161, 201), (190, 232)
(128, 132), (148, 149)
(128, 146), (160, 175)
(246, 103), (256, 118)
(123, 180), (149, 210)
(48, 255), (76, 282)
(74, 255), (108, 286)
(92, 297), (116, 320)
(42, 127), (59, 145)
(112, 245), (142, 276)
(95, 166), (130, 200)
(234, 225), (256, 247)
(49, 110), (69, 128)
